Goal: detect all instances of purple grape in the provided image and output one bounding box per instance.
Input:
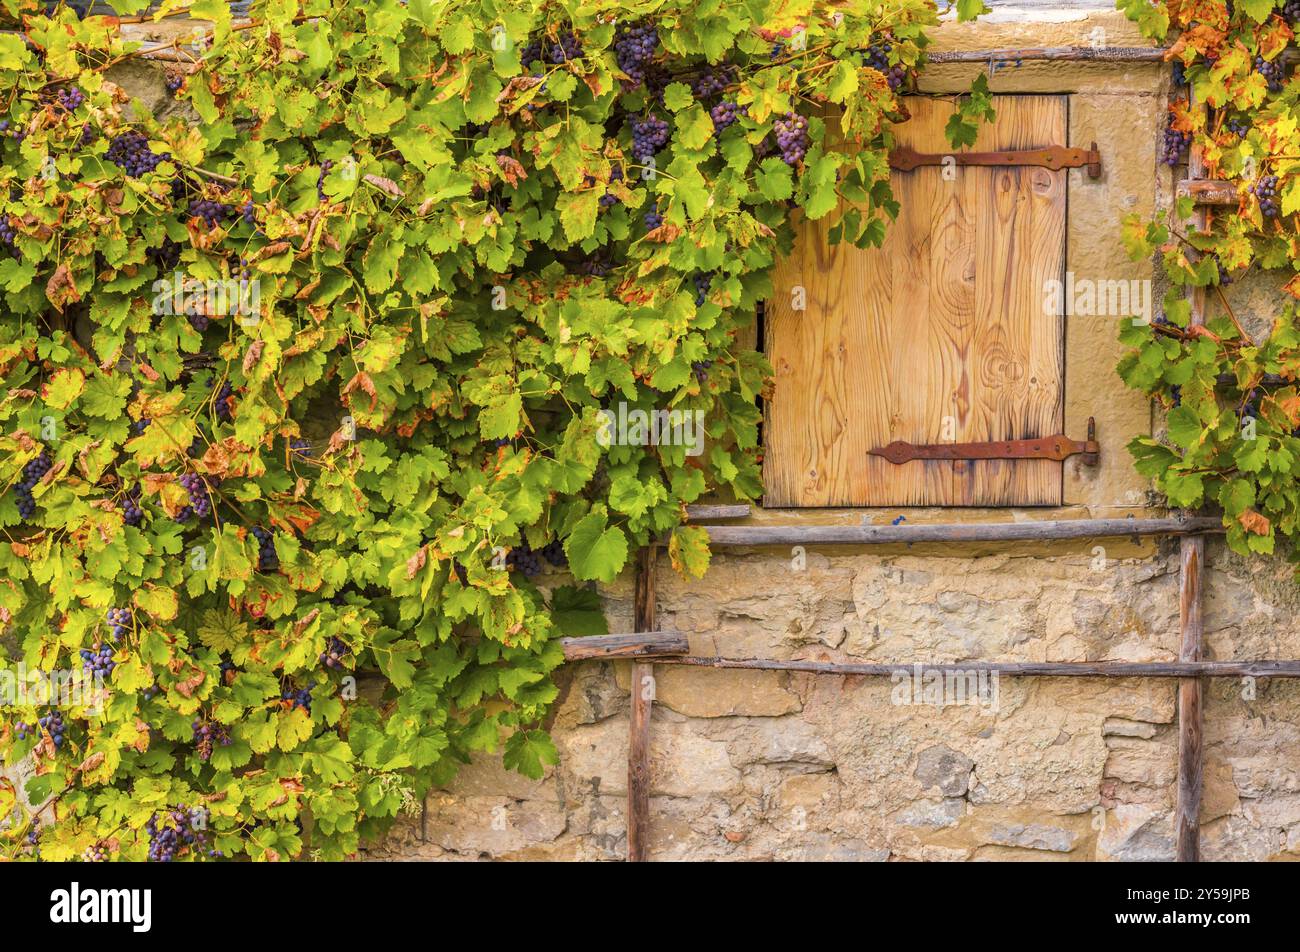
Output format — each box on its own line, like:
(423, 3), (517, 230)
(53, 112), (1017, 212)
(14, 449), (51, 521)
(1160, 115), (1190, 167)
(710, 101), (746, 134)
(187, 198), (229, 229)
(614, 21), (657, 86)
(56, 86), (84, 111)
(252, 525), (278, 572)
(631, 115), (669, 163)
(1255, 55), (1285, 94)
(867, 42), (907, 91)
(774, 112), (809, 165)
(106, 131), (169, 178)
(1255, 174), (1280, 218)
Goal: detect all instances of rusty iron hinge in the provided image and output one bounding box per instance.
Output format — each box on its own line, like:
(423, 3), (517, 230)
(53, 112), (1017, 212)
(888, 142), (1102, 178)
(870, 418), (1099, 466)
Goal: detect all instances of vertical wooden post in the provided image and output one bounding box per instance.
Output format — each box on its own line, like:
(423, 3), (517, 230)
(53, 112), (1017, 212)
(1176, 536), (1204, 861)
(628, 545), (656, 862)
(1175, 82), (1207, 864)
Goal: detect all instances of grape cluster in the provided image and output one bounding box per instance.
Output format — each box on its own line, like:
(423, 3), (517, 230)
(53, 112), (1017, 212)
(78, 122), (96, 147)
(615, 21), (658, 86)
(581, 256), (611, 277)
(290, 437), (314, 458)
(82, 843), (108, 862)
(188, 311), (210, 332)
(692, 360), (710, 383)
(118, 486), (144, 526)
(1172, 61), (1187, 87)
(1287, 0), (1300, 22)
(550, 31), (583, 63)
(541, 539), (568, 568)
(631, 115), (669, 163)
(56, 86), (84, 110)
(39, 710), (65, 749)
(252, 526), (278, 572)
(506, 542), (545, 576)
(14, 449), (51, 521)
(191, 719), (231, 761)
(106, 131), (167, 178)
(1225, 116), (1250, 138)
(1255, 55), (1285, 94)
(188, 198), (229, 229)
(107, 607), (132, 640)
(319, 636), (349, 670)
(317, 159), (333, 201)
(179, 473), (212, 519)
(165, 72), (184, 96)
(692, 68), (732, 99)
(1160, 116), (1191, 167)
(710, 101), (746, 134)
(1214, 255), (1233, 285)
(149, 237), (181, 271)
(145, 808), (207, 862)
(599, 166), (624, 208)
(867, 42), (907, 91)
(774, 112), (809, 165)
(282, 682), (313, 713)
(692, 272), (712, 306)
(241, 200), (256, 225)
(80, 643), (115, 676)
(644, 208), (663, 231)
(0, 216), (18, 259)
(132, 416), (152, 435)
(214, 379), (235, 422)
(1255, 174), (1280, 218)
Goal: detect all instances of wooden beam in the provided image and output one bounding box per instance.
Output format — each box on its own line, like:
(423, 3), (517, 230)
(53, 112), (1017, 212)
(655, 656), (1300, 678)
(1174, 84), (1207, 865)
(1176, 537), (1205, 862)
(560, 631), (687, 661)
(927, 46), (1168, 64)
(1177, 179), (1238, 206)
(627, 545), (657, 862)
(683, 503), (752, 521)
(699, 516), (1223, 547)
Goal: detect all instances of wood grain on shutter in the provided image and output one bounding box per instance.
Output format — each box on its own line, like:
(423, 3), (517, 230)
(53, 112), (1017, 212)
(764, 96), (1067, 507)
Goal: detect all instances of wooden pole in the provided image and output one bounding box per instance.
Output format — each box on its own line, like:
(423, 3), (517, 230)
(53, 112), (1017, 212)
(699, 516), (1222, 547)
(561, 631), (687, 661)
(1176, 536), (1205, 861)
(627, 545), (657, 862)
(654, 656), (1300, 678)
(1174, 82), (1208, 864)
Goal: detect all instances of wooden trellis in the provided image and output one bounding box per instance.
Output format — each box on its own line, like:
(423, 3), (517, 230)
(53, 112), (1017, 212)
(587, 48), (1284, 861)
(595, 509), (1300, 863)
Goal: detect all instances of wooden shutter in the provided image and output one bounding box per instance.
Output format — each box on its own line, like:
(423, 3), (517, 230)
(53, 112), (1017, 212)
(764, 96), (1067, 507)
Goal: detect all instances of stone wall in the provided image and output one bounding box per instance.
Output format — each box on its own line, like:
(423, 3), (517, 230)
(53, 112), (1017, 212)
(366, 7), (1300, 862)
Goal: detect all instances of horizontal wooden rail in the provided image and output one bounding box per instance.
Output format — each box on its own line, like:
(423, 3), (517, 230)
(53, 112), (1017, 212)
(656, 657), (1300, 678)
(1177, 179), (1239, 206)
(927, 46), (1167, 64)
(699, 516), (1223, 547)
(683, 504), (751, 520)
(560, 631), (687, 661)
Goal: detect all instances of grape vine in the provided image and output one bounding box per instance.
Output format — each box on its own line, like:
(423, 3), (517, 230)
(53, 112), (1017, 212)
(0, 0), (983, 862)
